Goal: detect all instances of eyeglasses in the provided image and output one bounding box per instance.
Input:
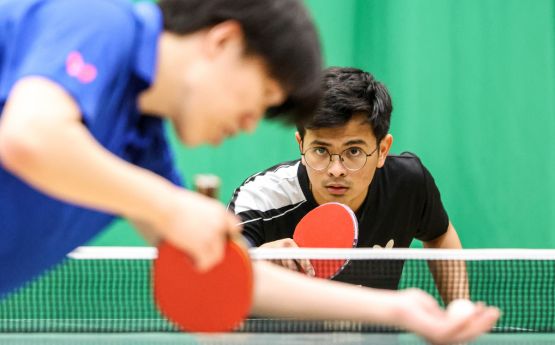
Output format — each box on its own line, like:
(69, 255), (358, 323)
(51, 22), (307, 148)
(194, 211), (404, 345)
(301, 146), (379, 171)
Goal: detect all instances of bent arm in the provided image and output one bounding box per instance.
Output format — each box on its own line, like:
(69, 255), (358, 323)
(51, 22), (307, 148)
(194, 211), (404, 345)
(0, 77), (239, 270)
(0, 77), (178, 227)
(423, 222), (470, 304)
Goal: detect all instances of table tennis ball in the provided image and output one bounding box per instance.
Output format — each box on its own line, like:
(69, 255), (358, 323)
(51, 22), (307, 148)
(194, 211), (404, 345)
(447, 299), (476, 320)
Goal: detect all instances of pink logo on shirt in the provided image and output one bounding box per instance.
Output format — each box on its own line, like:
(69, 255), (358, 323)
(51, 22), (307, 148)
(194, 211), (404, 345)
(65, 51), (97, 84)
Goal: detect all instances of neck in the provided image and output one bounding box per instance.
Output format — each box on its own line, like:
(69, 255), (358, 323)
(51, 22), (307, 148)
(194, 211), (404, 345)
(138, 32), (196, 118)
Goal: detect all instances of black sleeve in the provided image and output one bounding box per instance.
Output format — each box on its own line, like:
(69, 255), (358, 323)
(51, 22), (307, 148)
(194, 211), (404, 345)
(235, 210), (266, 247)
(414, 160), (450, 242)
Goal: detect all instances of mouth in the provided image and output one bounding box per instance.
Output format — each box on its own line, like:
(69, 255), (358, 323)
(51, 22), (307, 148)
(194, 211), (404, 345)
(325, 184), (349, 195)
(210, 136), (223, 146)
(211, 128), (236, 145)
(223, 127), (238, 139)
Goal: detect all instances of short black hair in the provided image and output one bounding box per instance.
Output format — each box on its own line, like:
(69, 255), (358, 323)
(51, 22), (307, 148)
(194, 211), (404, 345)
(158, 0), (322, 124)
(297, 67), (393, 143)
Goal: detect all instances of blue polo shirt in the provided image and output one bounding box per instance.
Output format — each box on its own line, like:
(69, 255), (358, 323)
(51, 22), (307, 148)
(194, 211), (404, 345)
(0, 0), (182, 297)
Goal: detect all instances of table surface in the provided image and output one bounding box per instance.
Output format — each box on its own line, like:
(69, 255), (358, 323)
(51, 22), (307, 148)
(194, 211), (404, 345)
(0, 333), (554, 345)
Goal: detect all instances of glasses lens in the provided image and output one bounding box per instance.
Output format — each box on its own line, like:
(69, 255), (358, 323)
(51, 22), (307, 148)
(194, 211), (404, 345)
(341, 148), (367, 171)
(304, 148), (330, 170)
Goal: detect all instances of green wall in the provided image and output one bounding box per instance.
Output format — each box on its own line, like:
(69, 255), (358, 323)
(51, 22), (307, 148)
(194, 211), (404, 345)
(93, 0), (555, 248)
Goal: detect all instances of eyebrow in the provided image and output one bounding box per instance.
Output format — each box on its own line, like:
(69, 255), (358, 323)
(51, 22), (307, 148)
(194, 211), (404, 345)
(308, 139), (370, 147)
(309, 140), (332, 147)
(343, 139), (369, 146)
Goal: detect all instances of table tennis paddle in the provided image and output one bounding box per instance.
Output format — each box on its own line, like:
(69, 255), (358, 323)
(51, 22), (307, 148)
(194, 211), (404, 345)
(293, 202), (358, 279)
(153, 237), (253, 332)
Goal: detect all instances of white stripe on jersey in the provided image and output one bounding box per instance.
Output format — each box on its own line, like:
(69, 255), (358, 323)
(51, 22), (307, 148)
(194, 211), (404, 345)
(233, 161), (306, 214)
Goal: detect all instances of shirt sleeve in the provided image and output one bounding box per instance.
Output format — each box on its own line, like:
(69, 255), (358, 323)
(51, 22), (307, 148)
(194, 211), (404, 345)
(237, 212), (266, 248)
(11, 0), (136, 125)
(414, 159), (450, 242)
(228, 187), (266, 247)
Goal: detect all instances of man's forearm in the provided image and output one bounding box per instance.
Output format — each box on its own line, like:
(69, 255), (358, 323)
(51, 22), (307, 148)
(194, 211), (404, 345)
(427, 260), (470, 304)
(424, 222), (470, 304)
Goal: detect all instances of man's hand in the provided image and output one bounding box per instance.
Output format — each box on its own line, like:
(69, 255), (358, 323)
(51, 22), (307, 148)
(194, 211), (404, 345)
(260, 239), (315, 276)
(151, 189), (241, 272)
(391, 289), (499, 344)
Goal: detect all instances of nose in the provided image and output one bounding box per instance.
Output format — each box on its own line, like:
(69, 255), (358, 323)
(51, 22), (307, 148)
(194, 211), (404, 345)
(327, 154), (346, 177)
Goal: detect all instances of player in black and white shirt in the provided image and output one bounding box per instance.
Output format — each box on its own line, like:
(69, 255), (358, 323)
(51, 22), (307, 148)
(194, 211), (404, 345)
(229, 67), (467, 302)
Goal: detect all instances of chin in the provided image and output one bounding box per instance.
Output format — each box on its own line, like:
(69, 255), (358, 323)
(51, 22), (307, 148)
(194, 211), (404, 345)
(185, 132), (224, 147)
(176, 130), (201, 147)
(208, 138), (223, 147)
(319, 194), (345, 204)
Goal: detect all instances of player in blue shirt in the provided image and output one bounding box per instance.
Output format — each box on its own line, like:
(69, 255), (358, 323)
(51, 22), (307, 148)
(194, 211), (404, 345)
(0, 0), (320, 297)
(0, 0), (498, 342)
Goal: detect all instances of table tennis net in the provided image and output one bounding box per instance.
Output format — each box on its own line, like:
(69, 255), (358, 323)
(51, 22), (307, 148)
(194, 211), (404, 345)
(0, 247), (553, 333)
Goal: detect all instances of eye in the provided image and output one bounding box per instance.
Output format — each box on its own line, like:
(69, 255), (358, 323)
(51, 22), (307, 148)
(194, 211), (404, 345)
(345, 147), (363, 157)
(312, 147), (328, 156)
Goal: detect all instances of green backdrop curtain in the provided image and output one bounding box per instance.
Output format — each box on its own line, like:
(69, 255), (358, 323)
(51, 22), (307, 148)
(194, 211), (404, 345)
(94, 0), (555, 248)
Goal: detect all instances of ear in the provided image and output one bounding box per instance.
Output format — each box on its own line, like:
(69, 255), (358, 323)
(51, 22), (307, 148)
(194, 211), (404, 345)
(202, 20), (245, 58)
(376, 134), (393, 168)
(295, 131), (302, 149)
(295, 132), (307, 166)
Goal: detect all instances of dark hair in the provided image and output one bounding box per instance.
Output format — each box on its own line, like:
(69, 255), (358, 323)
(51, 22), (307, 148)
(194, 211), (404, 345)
(158, 0), (322, 124)
(297, 67), (393, 143)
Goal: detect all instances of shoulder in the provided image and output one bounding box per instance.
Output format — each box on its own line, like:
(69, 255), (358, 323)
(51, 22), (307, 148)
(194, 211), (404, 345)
(28, 0), (137, 37)
(230, 160), (306, 214)
(384, 152), (427, 174)
(42, 0), (135, 19)
(2, 0), (136, 31)
(380, 152), (433, 187)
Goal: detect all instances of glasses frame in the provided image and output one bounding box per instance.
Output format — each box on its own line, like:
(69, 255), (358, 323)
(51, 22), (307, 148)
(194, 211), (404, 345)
(301, 145), (379, 172)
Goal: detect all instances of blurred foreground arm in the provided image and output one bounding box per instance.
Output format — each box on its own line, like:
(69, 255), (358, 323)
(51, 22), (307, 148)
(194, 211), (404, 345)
(251, 261), (498, 345)
(0, 77), (238, 270)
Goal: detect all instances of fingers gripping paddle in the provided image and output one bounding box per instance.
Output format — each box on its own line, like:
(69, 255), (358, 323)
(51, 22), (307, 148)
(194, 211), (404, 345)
(293, 202), (358, 279)
(153, 238), (253, 332)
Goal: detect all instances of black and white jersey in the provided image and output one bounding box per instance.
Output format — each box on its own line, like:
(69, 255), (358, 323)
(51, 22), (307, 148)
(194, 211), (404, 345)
(228, 152), (449, 289)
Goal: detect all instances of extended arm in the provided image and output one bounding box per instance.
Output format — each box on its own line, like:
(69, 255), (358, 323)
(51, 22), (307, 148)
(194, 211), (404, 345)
(251, 261), (498, 344)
